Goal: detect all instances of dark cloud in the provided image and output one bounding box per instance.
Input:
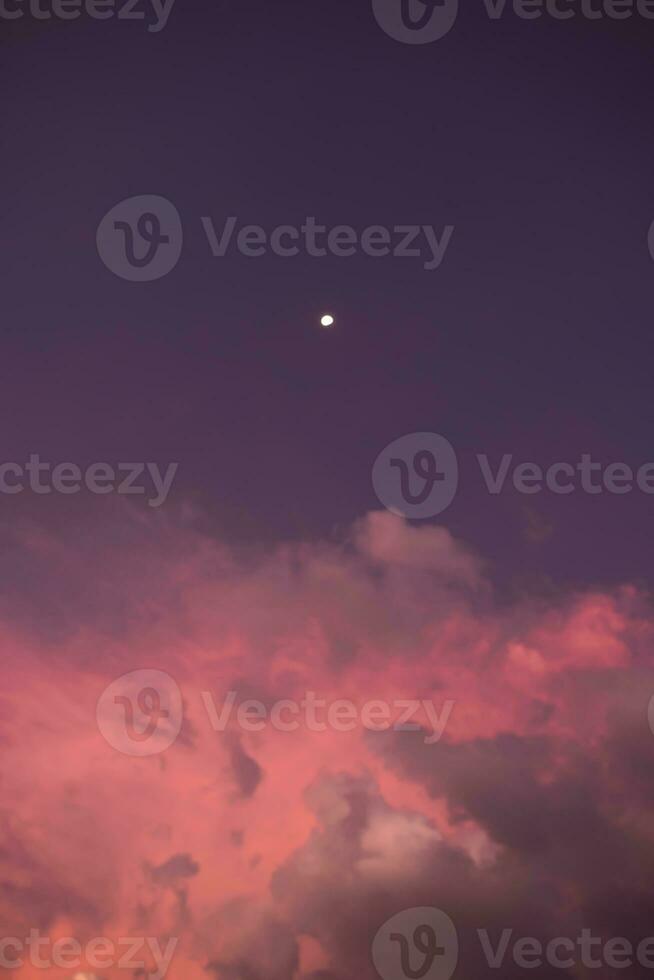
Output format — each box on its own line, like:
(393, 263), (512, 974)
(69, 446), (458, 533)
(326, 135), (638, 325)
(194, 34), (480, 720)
(149, 853), (201, 887)
(226, 734), (264, 799)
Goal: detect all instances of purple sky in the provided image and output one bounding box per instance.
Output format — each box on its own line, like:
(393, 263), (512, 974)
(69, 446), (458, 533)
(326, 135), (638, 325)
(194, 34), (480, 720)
(2, 8), (654, 980)
(3, 0), (654, 587)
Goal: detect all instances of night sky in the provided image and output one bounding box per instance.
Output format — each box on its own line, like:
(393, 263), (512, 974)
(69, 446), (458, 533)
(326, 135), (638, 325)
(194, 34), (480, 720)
(2, 2), (654, 980)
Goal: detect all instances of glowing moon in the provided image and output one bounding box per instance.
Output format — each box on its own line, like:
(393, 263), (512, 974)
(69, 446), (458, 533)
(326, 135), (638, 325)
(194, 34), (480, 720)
(320, 314), (334, 327)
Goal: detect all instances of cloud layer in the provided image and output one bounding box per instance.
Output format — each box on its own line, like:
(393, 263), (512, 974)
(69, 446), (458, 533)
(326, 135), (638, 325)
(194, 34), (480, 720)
(1, 508), (653, 980)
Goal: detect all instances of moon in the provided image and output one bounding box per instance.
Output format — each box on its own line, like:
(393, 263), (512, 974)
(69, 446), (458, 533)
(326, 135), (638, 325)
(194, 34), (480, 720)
(320, 314), (335, 327)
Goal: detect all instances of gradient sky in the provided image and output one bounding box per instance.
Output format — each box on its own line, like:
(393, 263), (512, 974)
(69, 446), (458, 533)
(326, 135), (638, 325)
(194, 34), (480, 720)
(2, 2), (654, 979)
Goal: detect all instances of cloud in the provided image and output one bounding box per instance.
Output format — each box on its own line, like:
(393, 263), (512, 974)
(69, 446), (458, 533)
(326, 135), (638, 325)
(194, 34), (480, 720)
(226, 735), (264, 800)
(149, 855), (201, 887)
(0, 509), (653, 979)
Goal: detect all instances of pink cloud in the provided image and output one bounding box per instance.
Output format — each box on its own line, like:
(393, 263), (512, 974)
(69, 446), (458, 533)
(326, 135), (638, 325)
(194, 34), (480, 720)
(1, 510), (653, 980)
